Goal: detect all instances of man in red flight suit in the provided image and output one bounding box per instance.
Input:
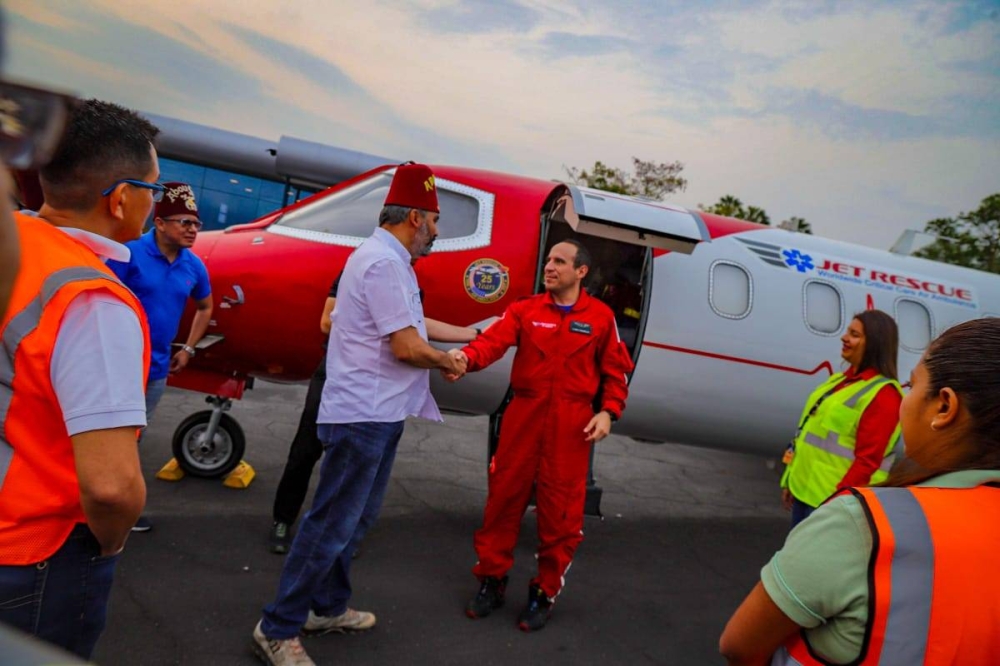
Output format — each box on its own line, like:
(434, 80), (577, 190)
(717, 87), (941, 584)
(452, 239), (633, 632)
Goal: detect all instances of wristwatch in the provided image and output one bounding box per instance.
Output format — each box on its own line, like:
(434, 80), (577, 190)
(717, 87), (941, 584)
(603, 410), (618, 422)
(181, 344), (197, 357)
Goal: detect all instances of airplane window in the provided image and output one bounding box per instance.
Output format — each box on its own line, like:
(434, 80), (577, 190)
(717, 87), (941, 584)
(278, 175), (391, 237)
(276, 173), (479, 240)
(804, 281), (842, 334)
(439, 189), (480, 238)
(895, 299), (933, 351)
(709, 261), (752, 319)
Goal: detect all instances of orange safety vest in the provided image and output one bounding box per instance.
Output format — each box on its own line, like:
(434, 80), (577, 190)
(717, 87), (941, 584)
(774, 483), (1000, 665)
(0, 212), (150, 565)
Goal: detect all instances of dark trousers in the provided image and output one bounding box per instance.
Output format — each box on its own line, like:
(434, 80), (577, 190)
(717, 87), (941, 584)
(272, 361), (326, 525)
(261, 421), (404, 638)
(0, 524), (120, 660)
(790, 498), (816, 528)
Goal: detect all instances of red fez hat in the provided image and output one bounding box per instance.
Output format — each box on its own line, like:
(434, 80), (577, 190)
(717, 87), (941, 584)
(384, 163), (439, 213)
(156, 182), (199, 219)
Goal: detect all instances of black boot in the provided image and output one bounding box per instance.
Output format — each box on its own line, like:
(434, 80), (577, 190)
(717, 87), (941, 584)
(517, 584), (553, 632)
(465, 575), (508, 619)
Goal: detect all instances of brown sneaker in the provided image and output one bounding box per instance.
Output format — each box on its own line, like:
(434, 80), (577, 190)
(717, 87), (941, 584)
(302, 608), (376, 635)
(252, 621), (316, 666)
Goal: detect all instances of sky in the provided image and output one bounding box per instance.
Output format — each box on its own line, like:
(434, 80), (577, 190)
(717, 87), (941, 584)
(6, 0), (999, 250)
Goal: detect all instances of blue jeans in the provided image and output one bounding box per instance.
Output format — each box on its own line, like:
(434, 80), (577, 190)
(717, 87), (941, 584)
(791, 498), (816, 528)
(261, 421), (404, 639)
(139, 377), (168, 444)
(144, 376), (168, 420)
(137, 376), (169, 445)
(0, 524), (121, 659)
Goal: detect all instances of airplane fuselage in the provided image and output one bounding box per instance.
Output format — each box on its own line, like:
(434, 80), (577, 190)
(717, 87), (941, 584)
(174, 164), (1000, 459)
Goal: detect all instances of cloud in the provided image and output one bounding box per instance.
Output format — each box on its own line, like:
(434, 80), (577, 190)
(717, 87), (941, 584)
(583, 0), (1000, 147)
(6, 20), (188, 108)
(536, 31), (634, 58)
(4, 0), (997, 252)
(420, 0), (543, 33)
(752, 89), (946, 141)
(5, 1), (87, 31)
(710, 2), (1000, 120)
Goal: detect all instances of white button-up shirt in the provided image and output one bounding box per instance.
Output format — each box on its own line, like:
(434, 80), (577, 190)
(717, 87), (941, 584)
(318, 227), (442, 424)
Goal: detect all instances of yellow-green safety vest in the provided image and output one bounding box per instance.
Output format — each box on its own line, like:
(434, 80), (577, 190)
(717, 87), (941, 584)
(781, 373), (902, 508)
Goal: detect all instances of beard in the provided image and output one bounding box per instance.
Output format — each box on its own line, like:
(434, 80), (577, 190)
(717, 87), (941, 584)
(413, 220), (437, 257)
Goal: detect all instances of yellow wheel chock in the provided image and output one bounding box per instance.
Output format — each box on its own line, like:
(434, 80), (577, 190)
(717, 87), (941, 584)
(222, 460), (256, 489)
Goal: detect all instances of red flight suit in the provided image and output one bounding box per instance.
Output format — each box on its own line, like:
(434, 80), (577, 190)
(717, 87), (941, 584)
(462, 289), (633, 599)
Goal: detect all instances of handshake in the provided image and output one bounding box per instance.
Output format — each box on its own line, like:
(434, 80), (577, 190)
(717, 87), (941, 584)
(441, 348), (468, 382)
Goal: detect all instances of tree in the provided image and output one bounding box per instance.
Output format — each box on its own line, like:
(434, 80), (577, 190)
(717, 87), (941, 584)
(702, 195), (746, 218)
(699, 196), (813, 233)
(565, 157), (687, 200)
(745, 205), (771, 226)
(699, 195), (770, 225)
(914, 194), (1000, 274)
(778, 216), (813, 234)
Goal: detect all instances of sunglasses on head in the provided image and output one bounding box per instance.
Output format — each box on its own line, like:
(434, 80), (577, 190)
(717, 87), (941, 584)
(0, 81), (75, 170)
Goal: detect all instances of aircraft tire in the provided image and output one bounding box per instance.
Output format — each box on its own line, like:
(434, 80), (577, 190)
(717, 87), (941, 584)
(172, 411), (246, 478)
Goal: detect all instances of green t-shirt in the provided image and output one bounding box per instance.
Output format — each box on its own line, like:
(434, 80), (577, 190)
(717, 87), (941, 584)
(761, 469), (1000, 664)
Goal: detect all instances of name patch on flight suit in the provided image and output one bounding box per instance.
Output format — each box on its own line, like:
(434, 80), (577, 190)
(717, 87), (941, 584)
(569, 321), (592, 335)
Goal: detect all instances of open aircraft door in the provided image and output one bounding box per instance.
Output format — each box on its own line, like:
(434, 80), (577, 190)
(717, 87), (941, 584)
(556, 185), (708, 254)
(542, 185), (710, 364)
(483, 185), (710, 516)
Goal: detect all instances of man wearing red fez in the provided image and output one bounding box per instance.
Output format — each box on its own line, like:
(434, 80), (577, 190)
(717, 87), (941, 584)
(253, 163), (466, 666)
(107, 181), (213, 532)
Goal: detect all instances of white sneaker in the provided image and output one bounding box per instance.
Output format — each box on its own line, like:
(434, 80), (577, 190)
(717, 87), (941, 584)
(302, 608), (376, 635)
(252, 620), (316, 666)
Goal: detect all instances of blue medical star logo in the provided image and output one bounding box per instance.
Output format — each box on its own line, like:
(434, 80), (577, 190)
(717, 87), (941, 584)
(782, 249), (814, 273)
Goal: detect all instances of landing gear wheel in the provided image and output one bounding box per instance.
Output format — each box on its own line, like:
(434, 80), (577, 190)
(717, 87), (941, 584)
(172, 411), (245, 478)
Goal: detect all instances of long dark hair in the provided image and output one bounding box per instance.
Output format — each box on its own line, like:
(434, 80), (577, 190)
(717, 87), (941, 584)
(882, 318), (1000, 487)
(853, 310), (898, 379)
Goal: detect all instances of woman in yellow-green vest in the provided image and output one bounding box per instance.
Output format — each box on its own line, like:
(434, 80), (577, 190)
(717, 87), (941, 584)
(781, 310), (904, 527)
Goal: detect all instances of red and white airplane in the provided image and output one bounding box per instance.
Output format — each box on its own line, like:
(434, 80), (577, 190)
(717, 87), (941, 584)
(167, 163), (1000, 481)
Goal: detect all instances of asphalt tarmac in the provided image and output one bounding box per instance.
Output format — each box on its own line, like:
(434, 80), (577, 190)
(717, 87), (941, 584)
(91, 381), (790, 666)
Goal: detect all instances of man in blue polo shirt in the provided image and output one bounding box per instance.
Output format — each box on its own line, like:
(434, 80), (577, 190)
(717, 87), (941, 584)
(108, 181), (213, 531)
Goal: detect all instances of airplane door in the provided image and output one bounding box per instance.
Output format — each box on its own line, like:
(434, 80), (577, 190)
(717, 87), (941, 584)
(557, 185), (708, 254)
(541, 185), (710, 363)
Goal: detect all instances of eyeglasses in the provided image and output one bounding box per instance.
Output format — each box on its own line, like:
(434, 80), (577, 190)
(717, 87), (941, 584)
(101, 178), (166, 202)
(163, 217), (203, 231)
(0, 80), (76, 170)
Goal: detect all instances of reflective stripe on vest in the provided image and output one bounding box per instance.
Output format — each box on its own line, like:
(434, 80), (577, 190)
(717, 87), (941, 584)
(0, 267), (120, 489)
(800, 378), (898, 474)
(776, 484), (1000, 665)
(867, 487), (933, 664)
(785, 374), (901, 507)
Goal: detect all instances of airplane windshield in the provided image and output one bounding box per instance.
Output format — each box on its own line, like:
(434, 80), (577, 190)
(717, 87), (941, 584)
(277, 173), (480, 241)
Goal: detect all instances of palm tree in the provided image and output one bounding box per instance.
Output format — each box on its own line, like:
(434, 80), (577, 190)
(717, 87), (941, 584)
(700, 195), (745, 218)
(744, 206), (771, 226)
